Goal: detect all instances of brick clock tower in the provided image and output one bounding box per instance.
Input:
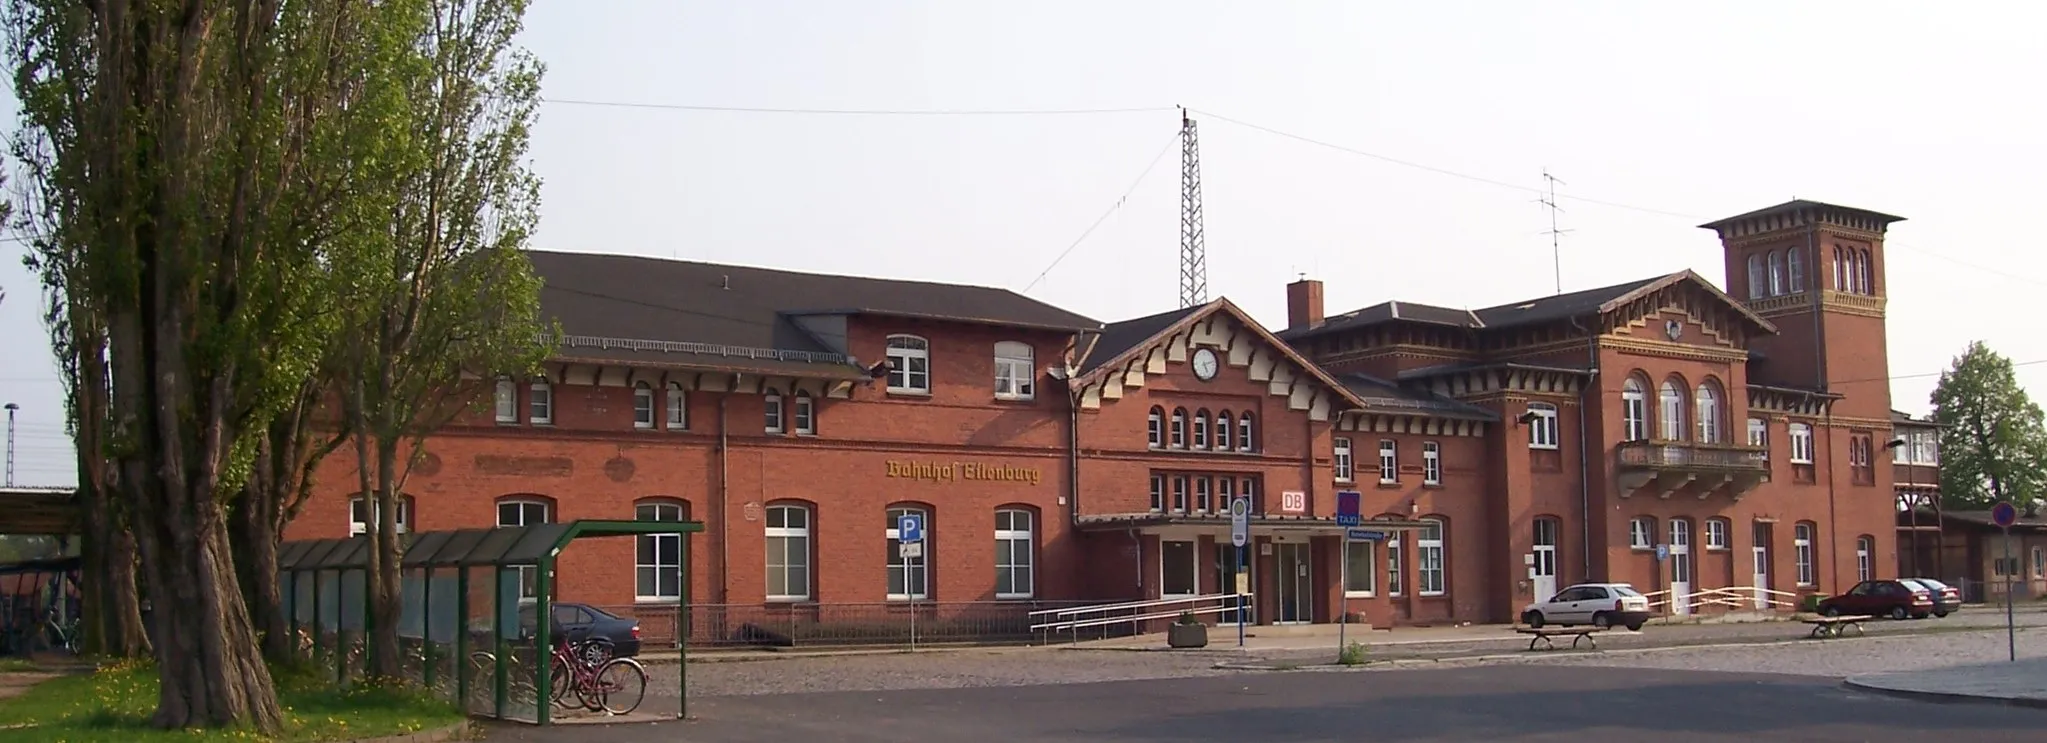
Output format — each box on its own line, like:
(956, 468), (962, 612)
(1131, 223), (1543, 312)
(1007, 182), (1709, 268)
(1700, 200), (1903, 417)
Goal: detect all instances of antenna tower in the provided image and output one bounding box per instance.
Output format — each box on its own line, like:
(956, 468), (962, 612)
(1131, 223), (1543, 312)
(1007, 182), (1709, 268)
(1178, 108), (1208, 308)
(1536, 168), (1572, 295)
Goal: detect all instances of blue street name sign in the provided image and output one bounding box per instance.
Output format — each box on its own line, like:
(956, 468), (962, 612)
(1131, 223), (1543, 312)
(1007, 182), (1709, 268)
(897, 513), (924, 543)
(1346, 529), (1386, 542)
(1335, 490), (1362, 527)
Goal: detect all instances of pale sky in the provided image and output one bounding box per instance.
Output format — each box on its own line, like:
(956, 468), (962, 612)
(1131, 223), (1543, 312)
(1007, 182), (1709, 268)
(1, 1), (2041, 487)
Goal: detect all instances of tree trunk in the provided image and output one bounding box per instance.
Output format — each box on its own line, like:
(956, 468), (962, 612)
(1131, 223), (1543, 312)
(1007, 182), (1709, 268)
(70, 316), (150, 658)
(229, 479), (292, 663)
(364, 434), (405, 681)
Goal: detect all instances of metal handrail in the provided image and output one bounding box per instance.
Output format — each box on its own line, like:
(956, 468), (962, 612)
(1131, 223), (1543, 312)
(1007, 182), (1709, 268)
(1028, 593), (1252, 643)
(1024, 593), (1235, 620)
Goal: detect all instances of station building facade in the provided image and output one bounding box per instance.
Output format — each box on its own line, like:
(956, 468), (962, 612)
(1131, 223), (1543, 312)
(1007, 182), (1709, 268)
(288, 199), (1912, 630)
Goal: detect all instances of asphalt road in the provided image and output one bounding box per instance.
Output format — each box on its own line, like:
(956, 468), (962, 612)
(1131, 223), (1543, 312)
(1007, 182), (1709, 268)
(479, 664), (2047, 742)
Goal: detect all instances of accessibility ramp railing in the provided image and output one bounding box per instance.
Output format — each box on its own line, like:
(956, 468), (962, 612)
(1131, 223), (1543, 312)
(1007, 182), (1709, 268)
(1026, 593), (1253, 645)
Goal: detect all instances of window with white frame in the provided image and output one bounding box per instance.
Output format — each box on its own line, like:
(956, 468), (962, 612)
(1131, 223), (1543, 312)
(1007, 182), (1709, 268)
(1789, 423), (1814, 464)
(1344, 541), (1376, 597)
(793, 392), (816, 435)
(1332, 438), (1353, 482)
(1170, 408), (1187, 449)
(1794, 522), (1815, 587)
(1746, 253), (1766, 299)
(1214, 411), (1233, 451)
(1194, 476), (1212, 512)
(633, 383), (656, 429)
(1705, 518), (1729, 550)
(1237, 413), (1255, 452)
(1630, 516), (1654, 550)
(763, 388), (784, 434)
(885, 335), (931, 394)
(494, 378), (518, 424)
(1621, 376), (1648, 441)
(1526, 403), (1559, 450)
(1149, 474), (1165, 512)
(1193, 408), (1209, 449)
(1768, 251), (1784, 294)
(995, 509), (1034, 599)
(350, 496), (411, 536)
(766, 504), (812, 601)
(1694, 382), (1721, 443)
(528, 379), (553, 425)
(1238, 478), (1258, 511)
(1657, 380), (1684, 440)
(665, 384), (688, 430)
(1147, 407), (1164, 449)
(1171, 475), (1188, 512)
(1378, 440), (1398, 483)
(1788, 246), (1806, 293)
(1422, 441), (1441, 485)
(1386, 529), (1403, 596)
(1856, 535), (1873, 582)
(1218, 477), (1234, 512)
(635, 501), (686, 602)
(1417, 518), (1446, 596)
(497, 499), (553, 600)
(1747, 417), (1768, 453)
(885, 506), (929, 600)
(993, 341), (1034, 400)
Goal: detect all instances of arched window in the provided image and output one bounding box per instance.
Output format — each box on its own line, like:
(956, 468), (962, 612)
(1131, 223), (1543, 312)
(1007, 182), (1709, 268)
(1146, 406), (1164, 449)
(1793, 521), (1817, 587)
(1788, 246), (1806, 293)
(793, 391), (816, 435)
(885, 505), (930, 600)
(632, 382), (656, 429)
(1214, 411), (1234, 451)
(993, 341), (1035, 400)
(1658, 379), (1686, 440)
(1746, 254), (1766, 299)
(1237, 412), (1256, 452)
(1192, 408), (1211, 449)
(763, 387), (784, 434)
(885, 335), (931, 394)
(1694, 380), (1722, 444)
(665, 382), (689, 430)
(1417, 517), (1447, 596)
(528, 377), (553, 425)
(1858, 248), (1874, 294)
(1621, 375), (1648, 441)
(1170, 407), (1188, 449)
(1856, 535), (1874, 582)
(765, 503), (812, 601)
(497, 496), (555, 600)
(1767, 251), (1784, 295)
(635, 499), (689, 602)
(493, 377), (518, 424)
(995, 508), (1035, 599)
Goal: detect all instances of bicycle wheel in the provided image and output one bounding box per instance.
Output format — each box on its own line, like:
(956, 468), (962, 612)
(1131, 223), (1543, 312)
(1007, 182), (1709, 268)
(594, 658), (647, 715)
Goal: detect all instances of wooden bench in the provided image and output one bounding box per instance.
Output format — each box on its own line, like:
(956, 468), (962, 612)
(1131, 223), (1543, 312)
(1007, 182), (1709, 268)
(1514, 626), (1604, 651)
(1802, 615), (1872, 639)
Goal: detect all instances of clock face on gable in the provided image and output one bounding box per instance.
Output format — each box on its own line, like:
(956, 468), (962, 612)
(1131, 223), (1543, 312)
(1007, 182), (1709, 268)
(1192, 347), (1220, 381)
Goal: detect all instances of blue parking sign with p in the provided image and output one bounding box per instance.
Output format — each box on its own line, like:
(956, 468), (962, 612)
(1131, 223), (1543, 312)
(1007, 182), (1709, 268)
(898, 513), (923, 543)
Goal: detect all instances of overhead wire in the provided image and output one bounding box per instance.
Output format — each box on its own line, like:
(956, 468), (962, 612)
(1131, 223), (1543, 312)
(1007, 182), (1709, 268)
(1019, 131), (1180, 294)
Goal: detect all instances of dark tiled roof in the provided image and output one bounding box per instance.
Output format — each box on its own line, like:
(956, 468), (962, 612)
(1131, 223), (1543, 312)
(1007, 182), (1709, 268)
(1696, 199), (1907, 231)
(1077, 305), (1206, 374)
(1941, 510), (2047, 531)
(1291, 270), (1776, 341)
(1892, 410), (1942, 428)
(1280, 301), (1481, 339)
(1470, 275), (1668, 328)
(1395, 361), (1592, 382)
(1337, 373), (1498, 421)
(528, 251), (1101, 373)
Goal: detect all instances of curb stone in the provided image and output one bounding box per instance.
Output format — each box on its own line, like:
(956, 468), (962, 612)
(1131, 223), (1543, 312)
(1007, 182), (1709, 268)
(1209, 635), (1897, 672)
(340, 720), (471, 743)
(1841, 679), (2047, 710)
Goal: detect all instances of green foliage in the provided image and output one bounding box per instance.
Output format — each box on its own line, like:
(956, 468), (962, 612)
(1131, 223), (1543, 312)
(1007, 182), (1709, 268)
(0, 660), (462, 742)
(1930, 341), (2047, 510)
(1338, 641), (1368, 666)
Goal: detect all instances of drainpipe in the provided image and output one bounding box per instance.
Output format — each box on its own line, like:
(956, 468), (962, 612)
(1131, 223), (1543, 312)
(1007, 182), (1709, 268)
(717, 392), (731, 604)
(1066, 377), (1083, 530)
(1824, 403), (1840, 590)
(1569, 316), (1599, 579)
(1129, 528), (1142, 595)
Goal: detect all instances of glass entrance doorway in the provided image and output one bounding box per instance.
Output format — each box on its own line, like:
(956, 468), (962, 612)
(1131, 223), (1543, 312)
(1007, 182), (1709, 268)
(1272, 541), (1313, 624)
(1213, 543), (1254, 624)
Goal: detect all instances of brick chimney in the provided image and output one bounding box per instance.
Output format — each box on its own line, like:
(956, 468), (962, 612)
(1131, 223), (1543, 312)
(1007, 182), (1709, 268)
(1286, 276), (1324, 331)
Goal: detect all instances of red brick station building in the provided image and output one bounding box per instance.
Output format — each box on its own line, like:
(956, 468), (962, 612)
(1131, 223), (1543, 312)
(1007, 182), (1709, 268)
(292, 199), (1912, 630)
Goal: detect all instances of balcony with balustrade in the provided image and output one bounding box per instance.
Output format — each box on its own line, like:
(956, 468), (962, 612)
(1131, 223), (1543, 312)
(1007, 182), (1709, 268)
(1614, 440), (1769, 500)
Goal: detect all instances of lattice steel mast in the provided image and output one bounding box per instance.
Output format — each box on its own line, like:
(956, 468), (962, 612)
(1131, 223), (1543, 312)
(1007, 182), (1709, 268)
(1537, 168), (1572, 295)
(1178, 108), (1208, 308)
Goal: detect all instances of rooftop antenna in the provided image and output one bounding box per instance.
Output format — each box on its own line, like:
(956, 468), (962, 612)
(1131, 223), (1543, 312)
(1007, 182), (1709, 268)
(1178, 107), (1208, 308)
(1536, 168), (1572, 295)
(4, 402), (17, 487)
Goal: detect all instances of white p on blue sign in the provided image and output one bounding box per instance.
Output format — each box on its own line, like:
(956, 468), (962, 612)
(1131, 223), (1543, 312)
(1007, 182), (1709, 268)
(897, 513), (924, 543)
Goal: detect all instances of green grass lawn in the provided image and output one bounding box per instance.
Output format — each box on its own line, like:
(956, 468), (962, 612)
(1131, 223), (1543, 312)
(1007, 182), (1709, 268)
(0, 660), (466, 742)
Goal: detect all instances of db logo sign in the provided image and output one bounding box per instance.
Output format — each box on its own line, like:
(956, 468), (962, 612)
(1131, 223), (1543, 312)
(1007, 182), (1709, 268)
(1280, 491), (1307, 513)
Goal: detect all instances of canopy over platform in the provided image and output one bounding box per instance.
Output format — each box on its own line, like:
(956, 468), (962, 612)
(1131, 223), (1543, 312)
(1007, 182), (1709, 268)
(0, 487), (78, 536)
(277, 520), (708, 572)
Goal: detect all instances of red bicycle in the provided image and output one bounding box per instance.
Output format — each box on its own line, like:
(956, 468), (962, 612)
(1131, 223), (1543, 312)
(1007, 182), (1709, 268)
(547, 638), (648, 715)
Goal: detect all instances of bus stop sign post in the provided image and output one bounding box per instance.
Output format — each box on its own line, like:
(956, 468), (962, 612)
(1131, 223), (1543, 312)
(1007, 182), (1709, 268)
(1230, 496), (1249, 648)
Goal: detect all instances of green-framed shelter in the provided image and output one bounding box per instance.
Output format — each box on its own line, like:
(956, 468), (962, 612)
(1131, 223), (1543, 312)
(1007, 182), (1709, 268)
(276, 518), (705, 725)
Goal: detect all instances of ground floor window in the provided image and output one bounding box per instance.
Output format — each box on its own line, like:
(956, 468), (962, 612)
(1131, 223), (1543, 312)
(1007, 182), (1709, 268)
(1344, 541), (1375, 596)
(497, 498), (553, 600)
(766, 504), (812, 601)
(636, 500), (686, 602)
(994, 509), (1034, 599)
(1162, 540), (1197, 596)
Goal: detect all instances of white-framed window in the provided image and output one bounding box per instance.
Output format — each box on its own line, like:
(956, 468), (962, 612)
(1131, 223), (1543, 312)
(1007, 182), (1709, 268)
(1149, 474), (1165, 512)
(1658, 380), (1684, 440)
(995, 509), (1034, 599)
(1237, 413), (1255, 452)
(1788, 247), (1806, 293)
(494, 378), (518, 424)
(1214, 411), (1234, 451)
(1239, 478), (1258, 512)
(1378, 440), (1398, 483)
(765, 504), (812, 601)
(1789, 423), (1814, 464)
(635, 501), (686, 602)
(885, 335), (931, 394)
(1332, 438), (1354, 483)
(1794, 522), (1815, 587)
(632, 382), (656, 429)
(1422, 441), (1442, 485)
(1630, 516), (1654, 550)
(1621, 376), (1648, 441)
(764, 388), (784, 434)
(885, 505), (929, 600)
(498, 499), (553, 600)
(1386, 529), (1403, 597)
(993, 341), (1034, 400)
(1344, 540), (1376, 597)
(1193, 408), (1210, 450)
(1746, 253), (1766, 299)
(1705, 518), (1729, 550)
(665, 384), (688, 430)
(528, 379), (553, 425)
(1768, 250), (1784, 295)
(1194, 476), (1212, 512)
(1171, 475), (1188, 512)
(350, 496), (412, 536)
(1668, 518), (1693, 586)
(1526, 403), (1559, 450)
(1218, 477), (1234, 512)
(1856, 535), (1873, 582)
(793, 392), (816, 435)
(1694, 382), (1721, 444)
(1170, 408), (1187, 449)
(1417, 518), (1446, 596)
(1747, 417), (1768, 453)
(1147, 407), (1164, 449)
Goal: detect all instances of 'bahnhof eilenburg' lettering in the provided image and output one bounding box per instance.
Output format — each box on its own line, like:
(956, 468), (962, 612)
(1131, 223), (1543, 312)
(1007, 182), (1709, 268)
(885, 460), (1042, 485)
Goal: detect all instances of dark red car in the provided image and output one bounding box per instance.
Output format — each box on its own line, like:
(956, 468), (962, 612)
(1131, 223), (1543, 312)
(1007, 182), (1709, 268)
(1817, 579), (1934, 620)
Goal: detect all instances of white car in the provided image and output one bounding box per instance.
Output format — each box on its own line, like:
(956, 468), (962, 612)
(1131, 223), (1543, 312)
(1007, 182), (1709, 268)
(1520, 582), (1652, 631)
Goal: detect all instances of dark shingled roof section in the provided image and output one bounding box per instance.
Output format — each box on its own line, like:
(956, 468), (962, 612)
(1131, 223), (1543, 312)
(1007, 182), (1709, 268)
(1278, 301), (1482, 339)
(1337, 373), (1499, 421)
(1293, 270), (1776, 341)
(527, 250), (1101, 373)
(1469, 275), (1668, 329)
(1696, 199), (1907, 231)
(1077, 305), (1207, 374)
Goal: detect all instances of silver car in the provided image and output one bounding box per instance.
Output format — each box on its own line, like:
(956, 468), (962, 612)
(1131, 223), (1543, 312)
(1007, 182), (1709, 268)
(1520, 582), (1652, 631)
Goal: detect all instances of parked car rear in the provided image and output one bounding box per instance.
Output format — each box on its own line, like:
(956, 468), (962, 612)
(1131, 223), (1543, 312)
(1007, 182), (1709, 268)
(1817, 579), (1933, 620)
(1900, 577), (1961, 617)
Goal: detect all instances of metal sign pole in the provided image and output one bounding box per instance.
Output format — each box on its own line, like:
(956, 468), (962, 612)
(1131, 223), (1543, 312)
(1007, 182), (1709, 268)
(910, 552), (919, 652)
(1235, 544), (1245, 648)
(2004, 526), (2016, 662)
(1338, 532), (1349, 657)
